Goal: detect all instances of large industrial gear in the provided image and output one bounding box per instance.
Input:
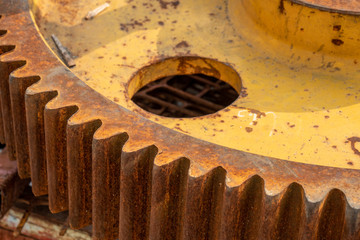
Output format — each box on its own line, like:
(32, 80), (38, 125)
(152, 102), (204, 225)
(1, 0), (360, 239)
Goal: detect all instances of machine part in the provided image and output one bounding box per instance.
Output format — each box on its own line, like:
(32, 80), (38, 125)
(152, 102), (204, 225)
(0, 147), (29, 218)
(1, 0), (360, 239)
(51, 35), (76, 68)
(85, 3), (110, 20)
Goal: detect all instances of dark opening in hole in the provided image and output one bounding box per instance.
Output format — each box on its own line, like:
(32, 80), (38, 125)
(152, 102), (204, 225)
(131, 74), (239, 118)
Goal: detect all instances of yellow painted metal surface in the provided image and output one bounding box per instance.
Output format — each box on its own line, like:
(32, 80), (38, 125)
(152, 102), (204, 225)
(30, 0), (360, 169)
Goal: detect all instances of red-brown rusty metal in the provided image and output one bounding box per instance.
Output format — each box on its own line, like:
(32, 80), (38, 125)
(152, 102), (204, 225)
(0, 148), (28, 218)
(1, 0), (360, 240)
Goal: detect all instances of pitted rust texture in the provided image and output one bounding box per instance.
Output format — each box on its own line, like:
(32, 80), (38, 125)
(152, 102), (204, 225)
(132, 74), (239, 118)
(0, 148), (29, 218)
(1, 0), (360, 239)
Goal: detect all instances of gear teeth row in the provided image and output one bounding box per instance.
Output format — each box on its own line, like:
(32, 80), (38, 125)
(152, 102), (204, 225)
(1, 57), (360, 239)
(2, 4), (360, 240)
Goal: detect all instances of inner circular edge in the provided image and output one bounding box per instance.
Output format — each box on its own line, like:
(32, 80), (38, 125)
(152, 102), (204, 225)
(127, 57), (242, 110)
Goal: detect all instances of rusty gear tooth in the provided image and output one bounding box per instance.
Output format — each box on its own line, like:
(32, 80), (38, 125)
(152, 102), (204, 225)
(271, 182), (306, 239)
(220, 175), (265, 239)
(0, 59), (26, 161)
(347, 207), (360, 238)
(119, 145), (158, 239)
(184, 166), (226, 239)
(25, 90), (57, 196)
(67, 118), (102, 229)
(150, 157), (190, 240)
(315, 188), (346, 239)
(0, 45), (15, 144)
(92, 132), (128, 240)
(10, 75), (40, 178)
(44, 103), (78, 213)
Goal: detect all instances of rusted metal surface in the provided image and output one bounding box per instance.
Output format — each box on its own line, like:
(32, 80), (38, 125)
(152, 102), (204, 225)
(0, 148), (28, 218)
(132, 74), (239, 117)
(1, 0), (360, 239)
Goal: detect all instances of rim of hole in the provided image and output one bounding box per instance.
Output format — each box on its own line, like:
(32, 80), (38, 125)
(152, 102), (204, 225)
(127, 57), (242, 118)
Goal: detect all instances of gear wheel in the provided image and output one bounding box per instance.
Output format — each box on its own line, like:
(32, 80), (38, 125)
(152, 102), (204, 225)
(1, 0), (360, 239)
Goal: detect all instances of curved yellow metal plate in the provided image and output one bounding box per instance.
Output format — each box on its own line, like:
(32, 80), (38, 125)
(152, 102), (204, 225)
(30, 0), (360, 169)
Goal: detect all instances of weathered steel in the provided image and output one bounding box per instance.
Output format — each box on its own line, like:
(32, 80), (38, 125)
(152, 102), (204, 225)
(0, 148), (28, 218)
(1, 0), (360, 239)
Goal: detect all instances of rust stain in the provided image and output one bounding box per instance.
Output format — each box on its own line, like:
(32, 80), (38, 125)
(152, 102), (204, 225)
(348, 137), (360, 156)
(175, 41), (190, 48)
(120, 17), (150, 32)
(240, 87), (248, 97)
(332, 39), (344, 46)
(333, 25), (341, 31)
(245, 127), (253, 133)
(177, 57), (221, 78)
(279, 0), (286, 14)
(157, 0), (180, 9)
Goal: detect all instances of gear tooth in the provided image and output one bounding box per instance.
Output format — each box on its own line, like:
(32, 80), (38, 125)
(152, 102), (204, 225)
(271, 182), (306, 240)
(184, 166), (226, 240)
(9, 75), (40, 178)
(92, 132), (128, 240)
(119, 145), (158, 239)
(150, 157), (190, 240)
(221, 175), (265, 240)
(44, 103), (78, 213)
(315, 188), (346, 240)
(342, 204), (360, 239)
(67, 118), (102, 229)
(25, 90), (57, 195)
(0, 45), (13, 144)
(0, 59), (26, 160)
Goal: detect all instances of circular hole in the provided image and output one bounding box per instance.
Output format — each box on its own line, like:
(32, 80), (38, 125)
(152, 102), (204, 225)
(129, 57), (241, 118)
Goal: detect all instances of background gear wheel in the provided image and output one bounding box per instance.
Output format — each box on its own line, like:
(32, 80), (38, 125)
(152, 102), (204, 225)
(1, 0), (360, 239)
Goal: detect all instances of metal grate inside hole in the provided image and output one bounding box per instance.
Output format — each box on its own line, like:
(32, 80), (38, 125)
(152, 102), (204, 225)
(131, 74), (239, 118)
